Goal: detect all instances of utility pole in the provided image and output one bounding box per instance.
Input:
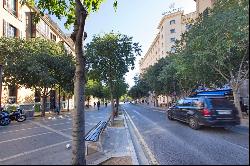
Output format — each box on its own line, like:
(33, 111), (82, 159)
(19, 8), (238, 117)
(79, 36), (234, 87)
(0, 64), (3, 108)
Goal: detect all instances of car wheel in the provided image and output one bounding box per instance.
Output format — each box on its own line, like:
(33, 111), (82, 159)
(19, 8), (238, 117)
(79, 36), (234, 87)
(167, 111), (174, 120)
(189, 117), (200, 130)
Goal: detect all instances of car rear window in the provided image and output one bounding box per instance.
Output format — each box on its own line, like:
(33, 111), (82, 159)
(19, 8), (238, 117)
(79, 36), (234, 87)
(208, 98), (235, 109)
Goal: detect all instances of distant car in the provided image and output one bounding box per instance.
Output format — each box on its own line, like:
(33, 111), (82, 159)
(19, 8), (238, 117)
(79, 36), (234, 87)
(167, 96), (240, 130)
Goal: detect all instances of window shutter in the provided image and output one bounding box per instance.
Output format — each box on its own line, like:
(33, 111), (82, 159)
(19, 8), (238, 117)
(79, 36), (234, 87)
(3, 20), (8, 37)
(16, 28), (20, 38)
(3, 0), (7, 9)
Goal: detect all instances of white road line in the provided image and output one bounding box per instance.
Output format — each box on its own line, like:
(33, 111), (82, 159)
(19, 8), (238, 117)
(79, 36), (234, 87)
(123, 113), (139, 165)
(0, 140), (71, 162)
(0, 122), (71, 134)
(127, 108), (248, 161)
(0, 128), (72, 144)
(0, 131), (53, 144)
(31, 121), (72, 139)
(0, 126), (41, 134)
(0, 121), (33, 128)
(124, 110), (159, 165)
(60, 128), (72, 131)
(223, 139), (249, 151)
(47, 121), (71, 126)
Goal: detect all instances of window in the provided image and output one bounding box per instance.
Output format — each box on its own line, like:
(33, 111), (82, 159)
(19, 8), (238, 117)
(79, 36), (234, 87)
(170, 20), (175, 25)
(10, 0), (17, 15)
(203, 8), (209, 17)
(170, 29), (176, 33)
(50, 33), (56, 41)
(37, 20), (50, 37)
(208, 98), (234, 109)
(183, 99), (194, 106)
(3, 20), (18, 37)
(186, 24), (192, 30)
(193, 100), (204, 108)
(177, 99), (184, 106)
(3, 0), (17, 16)
(170, 38), (176, 42)
(170, 47), (176, 53)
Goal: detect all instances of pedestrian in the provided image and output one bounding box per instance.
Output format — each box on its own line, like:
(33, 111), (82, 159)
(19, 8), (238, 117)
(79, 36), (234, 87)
(94, 102), (96, 108)
(97, 101), (100, 110)
(105, 102), (107, 107)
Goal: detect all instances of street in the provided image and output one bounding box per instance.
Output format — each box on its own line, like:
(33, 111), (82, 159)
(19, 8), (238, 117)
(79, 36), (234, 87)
(0, 107), (111, 165)
(123, 103), (249, 165)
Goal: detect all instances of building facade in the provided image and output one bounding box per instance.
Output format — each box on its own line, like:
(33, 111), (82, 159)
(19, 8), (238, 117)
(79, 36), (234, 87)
(139, 0), (216, 106)
(139, 10), (197, 74)
(0, 0), (75, 106)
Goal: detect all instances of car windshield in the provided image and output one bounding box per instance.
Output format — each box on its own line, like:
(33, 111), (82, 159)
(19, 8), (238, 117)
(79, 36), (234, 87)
(208, 98), (235, 109)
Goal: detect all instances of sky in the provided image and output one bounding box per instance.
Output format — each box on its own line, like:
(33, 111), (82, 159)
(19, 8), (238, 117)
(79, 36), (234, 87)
(52, 0), (196, 89)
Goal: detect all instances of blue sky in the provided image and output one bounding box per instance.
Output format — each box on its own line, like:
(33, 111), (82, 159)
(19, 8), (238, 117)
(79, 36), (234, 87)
(52, 0), (196, 88)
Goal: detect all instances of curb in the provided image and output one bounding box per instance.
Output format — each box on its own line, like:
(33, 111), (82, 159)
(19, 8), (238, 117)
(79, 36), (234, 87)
(122, 112), (139, 165)
(123, 109), (159, 165)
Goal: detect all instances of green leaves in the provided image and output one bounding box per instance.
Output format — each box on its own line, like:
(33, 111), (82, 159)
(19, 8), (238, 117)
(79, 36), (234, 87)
(172, 0), (249, 90)
(86, 32), (141, 84)
(22, 0), (118, 28)
(0, 37), (75, 93)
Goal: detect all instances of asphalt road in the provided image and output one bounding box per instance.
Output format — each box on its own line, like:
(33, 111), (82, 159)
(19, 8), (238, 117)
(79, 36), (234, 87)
(0, 106), (111, 165)
(122, 103), (249, 165)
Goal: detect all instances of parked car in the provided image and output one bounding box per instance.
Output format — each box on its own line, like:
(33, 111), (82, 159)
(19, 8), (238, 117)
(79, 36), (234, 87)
(167, 96), (240, 130)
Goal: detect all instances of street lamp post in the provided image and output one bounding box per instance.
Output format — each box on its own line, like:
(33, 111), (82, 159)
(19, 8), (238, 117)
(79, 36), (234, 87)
(0, 64), (3, 108)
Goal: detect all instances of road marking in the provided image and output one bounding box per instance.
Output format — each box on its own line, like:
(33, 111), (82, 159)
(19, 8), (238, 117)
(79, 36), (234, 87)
(124, 110), (159, 165)
(0, 122), (71, 134)
(0, 131), (53, 144)
(60, 127), (72, 131)
(0, 121), (33, 128)
(0, 126), (41, 134)
(126, 107), (249, 161)
(123, 113), (139, 165)
(47, 121), (71, 126)
(0, 140), (71, 162)
(0, 127), (72, 144)
(223, 139), (249, 151)
(31, 121), (72, 139)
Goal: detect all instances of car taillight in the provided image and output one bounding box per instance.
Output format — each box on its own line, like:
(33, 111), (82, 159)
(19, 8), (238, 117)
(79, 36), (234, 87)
(202, 108), (212, 116)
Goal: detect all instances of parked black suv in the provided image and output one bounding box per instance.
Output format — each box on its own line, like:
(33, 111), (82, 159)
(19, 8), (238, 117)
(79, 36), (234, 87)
(167, 96), (240, 129)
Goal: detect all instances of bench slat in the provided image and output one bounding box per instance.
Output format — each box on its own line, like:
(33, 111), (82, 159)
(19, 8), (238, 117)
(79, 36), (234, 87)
(85, 121), (107, 142)
(85, 121), (102, 138)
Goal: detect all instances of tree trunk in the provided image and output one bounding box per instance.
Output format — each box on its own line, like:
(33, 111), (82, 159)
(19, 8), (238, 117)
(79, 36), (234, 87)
(116, 97), (119, 108)
(41, 88), (47, 117)
(71, 0), (87, 165)
(110, 82), (115, 125)
(155, 96), (159, 107)
(115, 97), (119, 116)
(232, 86), (243, 119)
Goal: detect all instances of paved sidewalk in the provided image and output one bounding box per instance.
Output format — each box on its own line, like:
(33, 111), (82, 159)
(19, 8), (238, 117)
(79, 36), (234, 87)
(87, 112), (138, 165)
